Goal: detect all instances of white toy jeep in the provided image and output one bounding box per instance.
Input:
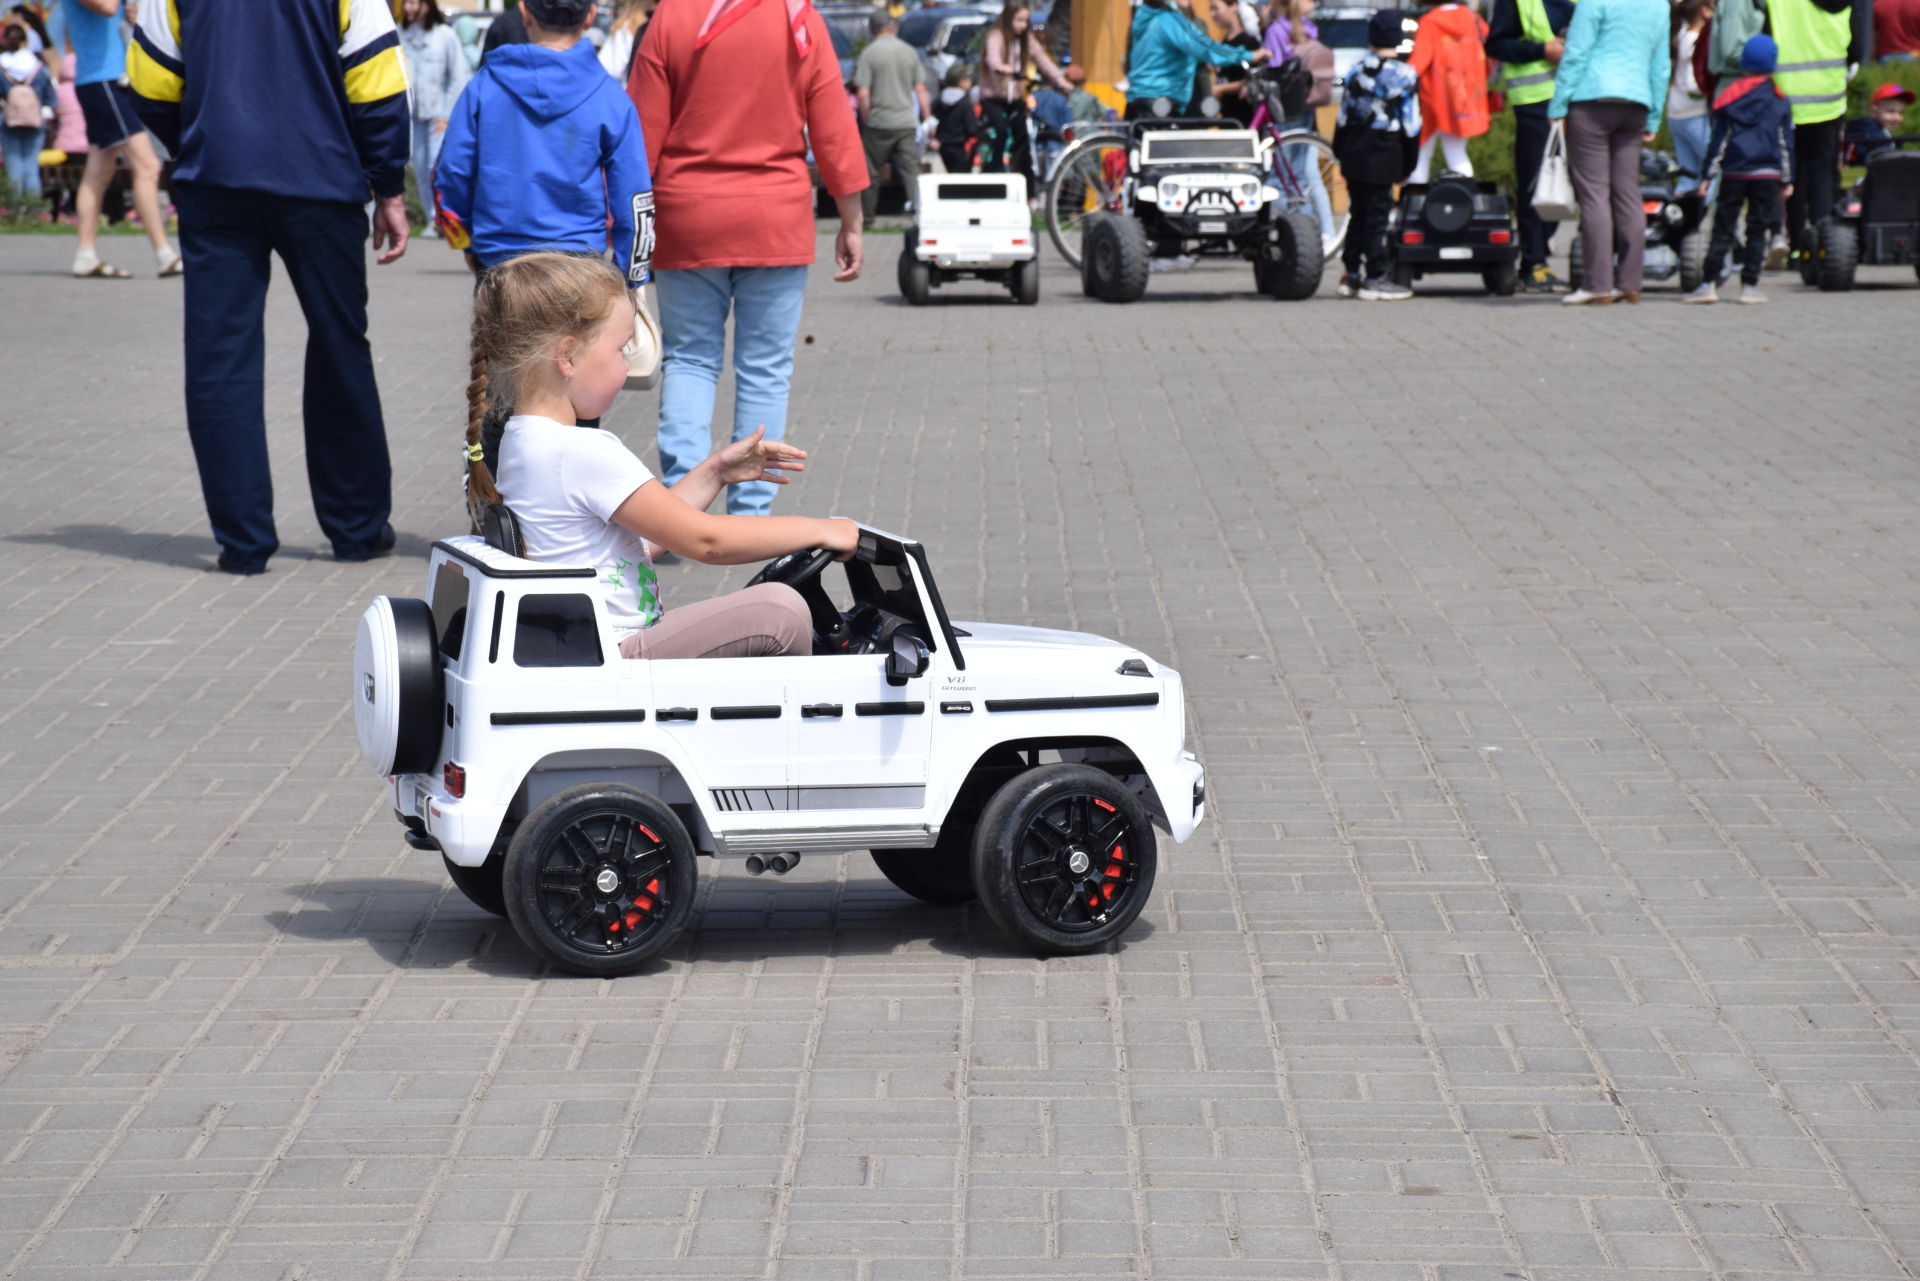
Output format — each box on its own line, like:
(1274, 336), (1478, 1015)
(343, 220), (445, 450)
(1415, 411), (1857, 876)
(353, 520), (1205, 976)
(898, 173), (1041, 306)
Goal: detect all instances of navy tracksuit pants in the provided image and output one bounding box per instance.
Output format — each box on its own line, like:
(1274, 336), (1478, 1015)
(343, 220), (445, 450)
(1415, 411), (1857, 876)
(175, 183), (393, 568)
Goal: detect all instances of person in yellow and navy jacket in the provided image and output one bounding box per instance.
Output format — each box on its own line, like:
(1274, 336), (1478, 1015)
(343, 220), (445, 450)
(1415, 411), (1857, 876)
(126, 0), (412, 576)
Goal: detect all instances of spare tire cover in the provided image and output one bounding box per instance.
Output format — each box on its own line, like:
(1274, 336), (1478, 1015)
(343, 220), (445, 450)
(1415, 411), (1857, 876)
(353, 596), (443, 777)
(1426, 181), (1474, 234)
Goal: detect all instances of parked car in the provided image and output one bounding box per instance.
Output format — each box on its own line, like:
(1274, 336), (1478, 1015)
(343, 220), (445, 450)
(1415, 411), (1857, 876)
(899, 6), (989, 79)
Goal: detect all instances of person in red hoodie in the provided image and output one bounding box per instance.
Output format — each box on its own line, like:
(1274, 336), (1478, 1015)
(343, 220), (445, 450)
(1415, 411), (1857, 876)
(1406, 0), (1490, 182)
(628, 0), (866, 522)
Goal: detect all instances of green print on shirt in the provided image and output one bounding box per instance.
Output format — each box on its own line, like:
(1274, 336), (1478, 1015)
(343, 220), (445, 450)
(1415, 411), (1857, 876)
(609, 557), (662, 628)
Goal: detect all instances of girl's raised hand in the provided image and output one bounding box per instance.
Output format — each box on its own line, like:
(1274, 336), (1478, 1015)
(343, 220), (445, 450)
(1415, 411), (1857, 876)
(712, 426), (809, 487)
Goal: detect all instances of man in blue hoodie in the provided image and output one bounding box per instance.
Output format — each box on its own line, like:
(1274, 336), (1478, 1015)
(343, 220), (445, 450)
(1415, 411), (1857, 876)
(433, 0), (653, 290)
(1681, 34), (1792, 305)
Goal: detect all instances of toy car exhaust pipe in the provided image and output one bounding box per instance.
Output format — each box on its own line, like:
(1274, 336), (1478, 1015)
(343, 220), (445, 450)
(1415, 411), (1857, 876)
(744, 853), (801, 876)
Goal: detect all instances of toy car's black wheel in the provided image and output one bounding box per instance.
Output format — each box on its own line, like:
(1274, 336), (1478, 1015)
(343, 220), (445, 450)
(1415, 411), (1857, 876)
(898, 244), (931, 306)
(1794, 226), (1819, 285)
(1482, 260), (1518, 296)
(443, 850), (507, 917)
(1010, 257), (1040, 305)
(1082, 213), (1150, 303)
(972, 764), (1157, 955)
(1253, 209), (1324, 300)
(1566, 237), (1584, 292)
(870, 846), (977, 904)
(503, 783), (696, 977)
(353, 596), (443, 777)
(1677, 227), (1708, 293)
(1814, 220), (1857, 292)
(1389, 260), (1415, 288)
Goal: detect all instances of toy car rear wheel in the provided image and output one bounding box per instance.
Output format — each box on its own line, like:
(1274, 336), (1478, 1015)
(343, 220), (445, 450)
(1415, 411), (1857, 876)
(1082, 213), (1149, 303)
(971, 764), (1157, 955)
(1814, 220), (1857, 292)
(503, 783), (697, 977)
(1482, 260), (1518, 296)
(1566, 238), (1585, 292)
(1389, 260), (1415, 289)
(1253, 209), (1323, 299)
(1010, 257), (1040, 305)
(1678, 227), (1708, 293)
(898, 245), (931, 306)
(443, 850), (507, 917)
(353, 596), (443, 777)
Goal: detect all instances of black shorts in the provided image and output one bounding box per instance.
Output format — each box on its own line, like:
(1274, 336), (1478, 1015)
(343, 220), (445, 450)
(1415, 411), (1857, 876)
(76, 79), (143, 149)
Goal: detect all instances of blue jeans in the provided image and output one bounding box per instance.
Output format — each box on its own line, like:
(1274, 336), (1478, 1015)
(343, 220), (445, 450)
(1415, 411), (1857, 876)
(3, 127), (44, 200)
(1668, 114), (1709, 183)
(1275, 116), (1334, 242)
(654, 264), (809, 517)
(410, 119), (443, 202)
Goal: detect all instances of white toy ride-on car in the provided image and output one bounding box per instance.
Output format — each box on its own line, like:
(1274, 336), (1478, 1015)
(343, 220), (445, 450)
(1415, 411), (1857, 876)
(352, 516), (1206, 976)
(899, 172), (1041, 305)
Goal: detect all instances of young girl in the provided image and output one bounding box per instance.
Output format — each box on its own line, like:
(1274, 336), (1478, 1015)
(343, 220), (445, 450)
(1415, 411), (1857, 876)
(464, 253), (858, 660)
(1406, 0), (1491, 183)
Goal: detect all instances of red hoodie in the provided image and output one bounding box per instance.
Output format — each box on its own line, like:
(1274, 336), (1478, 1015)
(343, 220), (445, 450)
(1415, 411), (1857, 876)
(1409, 4), (1492, 141)
(629, 0), (867, 270)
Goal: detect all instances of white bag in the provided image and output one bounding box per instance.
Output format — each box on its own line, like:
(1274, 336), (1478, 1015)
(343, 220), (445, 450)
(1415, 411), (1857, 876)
(622, 283), (663, 391)
(1532, 119), (1579, 223)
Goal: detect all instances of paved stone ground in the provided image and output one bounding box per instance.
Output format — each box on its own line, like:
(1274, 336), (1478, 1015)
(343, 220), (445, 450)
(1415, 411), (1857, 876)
(1, 229), (1918, 1281)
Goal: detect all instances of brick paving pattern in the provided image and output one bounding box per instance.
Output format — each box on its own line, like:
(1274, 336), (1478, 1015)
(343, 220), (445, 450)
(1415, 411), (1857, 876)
(1, 233), (1917, 1281)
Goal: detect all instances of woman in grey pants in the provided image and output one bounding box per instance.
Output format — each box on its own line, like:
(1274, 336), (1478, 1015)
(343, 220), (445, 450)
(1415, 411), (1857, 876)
(1546, 0), (1671, 304)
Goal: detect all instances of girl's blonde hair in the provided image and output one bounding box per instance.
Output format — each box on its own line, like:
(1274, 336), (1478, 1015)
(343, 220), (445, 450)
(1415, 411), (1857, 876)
(465, 252), (628, 518)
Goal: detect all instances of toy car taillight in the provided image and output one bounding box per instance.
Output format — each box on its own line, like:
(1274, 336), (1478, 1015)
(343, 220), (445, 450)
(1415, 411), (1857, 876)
(1402, 230), (1425, 245)
(444, 762), (466, 799)
(1488, 229), (1512, 244)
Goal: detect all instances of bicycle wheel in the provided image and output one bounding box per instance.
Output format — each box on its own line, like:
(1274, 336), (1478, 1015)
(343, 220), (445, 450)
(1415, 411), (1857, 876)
(1270, 129), (1348, 263)
(1044, 130), (1130, 270)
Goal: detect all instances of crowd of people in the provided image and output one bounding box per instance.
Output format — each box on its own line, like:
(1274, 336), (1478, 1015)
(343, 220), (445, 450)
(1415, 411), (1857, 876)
(0, 0), (1914, 649)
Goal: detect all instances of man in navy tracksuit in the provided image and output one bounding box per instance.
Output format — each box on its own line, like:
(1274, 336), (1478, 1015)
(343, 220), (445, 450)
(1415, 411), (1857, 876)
(128, 0), (412, 575)
(1682, 34), (1793, 306)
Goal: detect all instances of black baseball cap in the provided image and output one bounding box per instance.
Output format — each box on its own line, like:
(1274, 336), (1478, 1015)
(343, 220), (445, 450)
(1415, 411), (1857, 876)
(523, 0), (595, 26)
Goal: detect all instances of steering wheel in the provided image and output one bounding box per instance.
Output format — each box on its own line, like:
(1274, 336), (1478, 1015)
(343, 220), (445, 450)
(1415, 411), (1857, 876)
(746, 548), (846, 652)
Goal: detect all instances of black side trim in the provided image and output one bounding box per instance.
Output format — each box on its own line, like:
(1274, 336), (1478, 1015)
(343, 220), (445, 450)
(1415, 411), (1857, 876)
(490, 708), (649, 726)
(711, 705), (782, 720)
(983, 693), (1161, 713)
(856, 701), (926, 716)
(434, 539), (596, 580)
(656, 707), (699, 722)
(801, 703), (844, 718)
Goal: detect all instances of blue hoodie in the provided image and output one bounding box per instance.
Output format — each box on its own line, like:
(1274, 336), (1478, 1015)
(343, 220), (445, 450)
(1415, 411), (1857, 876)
(434, 39), (654, 283)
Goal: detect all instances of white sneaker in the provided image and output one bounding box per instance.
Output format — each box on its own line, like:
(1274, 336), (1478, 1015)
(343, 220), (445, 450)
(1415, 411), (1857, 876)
(1737, 283), (1767, 305)
(1357, 278), (1412, 300)
(1560, 288), (1614, 306)
(1335, 273), (1362, 298)
(1681, 281), (1717, 304)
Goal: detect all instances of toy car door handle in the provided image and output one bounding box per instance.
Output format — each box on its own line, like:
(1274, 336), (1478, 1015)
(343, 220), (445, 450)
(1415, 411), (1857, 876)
(657, 707), (699, 722)
(800, 703), (844, 718)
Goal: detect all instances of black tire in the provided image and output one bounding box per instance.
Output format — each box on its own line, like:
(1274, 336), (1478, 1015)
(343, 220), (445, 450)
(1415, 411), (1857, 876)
(1010, 256), (1040, 305)
(898, 246), (931, 306)
(1678, 227), (1708, 293)
(1253, 209), (1323, 300)
(1389, 259), (1415, 288)
(1814, 220), (1857, 292)
(1566, 237), (1584, 292)
(971, 764), (1158, 956)
(1082, 213), (1150, 303)
(870, 846), (977, 904)
(1795, 225), (1819, 285)
(502, 783), (697, 977)
(1482, 259), (1518, 296)
(443, 850), (507, 917)
(352, 596), (443, 777)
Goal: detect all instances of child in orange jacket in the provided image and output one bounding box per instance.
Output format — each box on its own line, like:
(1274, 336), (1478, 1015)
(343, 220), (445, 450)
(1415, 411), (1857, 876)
(1406, 0), (1491, 183)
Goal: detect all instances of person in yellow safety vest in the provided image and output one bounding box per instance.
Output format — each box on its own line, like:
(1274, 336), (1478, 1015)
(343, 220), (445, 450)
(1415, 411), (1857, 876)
(1769, 0), (1870, 263)
(1487, 0), (1577, 291)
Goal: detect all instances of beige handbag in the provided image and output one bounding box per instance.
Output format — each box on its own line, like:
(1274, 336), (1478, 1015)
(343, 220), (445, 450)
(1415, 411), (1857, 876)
(623, 284), (663, 390)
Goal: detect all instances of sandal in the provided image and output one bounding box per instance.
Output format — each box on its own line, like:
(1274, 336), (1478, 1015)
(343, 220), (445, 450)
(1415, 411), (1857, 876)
(74, 259), (133, 279)
(157, 252), (184, 278)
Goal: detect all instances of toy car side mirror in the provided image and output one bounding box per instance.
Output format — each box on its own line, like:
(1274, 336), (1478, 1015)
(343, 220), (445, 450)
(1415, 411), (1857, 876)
(886, 631), (930, 686)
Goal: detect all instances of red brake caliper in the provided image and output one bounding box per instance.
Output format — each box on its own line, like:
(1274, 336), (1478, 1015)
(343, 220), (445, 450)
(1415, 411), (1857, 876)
(1089, 799), (1119, 907)
(615, 827), (666, 932)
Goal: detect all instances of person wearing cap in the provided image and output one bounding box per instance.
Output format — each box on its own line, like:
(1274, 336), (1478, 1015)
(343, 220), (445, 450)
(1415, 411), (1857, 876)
(1843, 83), (1916, 165)
(1331, 10), (1421, 299)
(126, 0), (411, 574)
(628, 0), (866, 519)
(1683, 34), (1792, 304)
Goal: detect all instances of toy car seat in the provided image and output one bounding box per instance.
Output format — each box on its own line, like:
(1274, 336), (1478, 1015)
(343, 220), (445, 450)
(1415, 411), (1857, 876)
(1860, 152), (1920, 264)
(480, 502), (525, 559)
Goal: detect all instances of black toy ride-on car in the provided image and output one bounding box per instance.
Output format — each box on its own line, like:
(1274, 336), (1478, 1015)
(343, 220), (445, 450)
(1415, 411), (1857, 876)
(1566, 148), (1708, 293)
(1079, 112), (1323, 303)
(1387, 175), (1520, 295)
(1806, 135), (1920, 291)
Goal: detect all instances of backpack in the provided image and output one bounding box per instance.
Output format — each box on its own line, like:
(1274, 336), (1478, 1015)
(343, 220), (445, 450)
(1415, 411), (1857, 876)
(4, 73), (41, 131)
(1708, 0), (1767, 77)
(1295, 36), (1335, 108)
(1264, 55), (1313, 120)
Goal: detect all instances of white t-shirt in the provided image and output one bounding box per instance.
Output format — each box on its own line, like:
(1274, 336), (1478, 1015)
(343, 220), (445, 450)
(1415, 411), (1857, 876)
(495, 415), (662, 636)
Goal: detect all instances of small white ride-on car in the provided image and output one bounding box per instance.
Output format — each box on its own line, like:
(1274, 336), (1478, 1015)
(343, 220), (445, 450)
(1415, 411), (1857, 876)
(899, 172), (1041, 306)
(352, 515), (1205, 976)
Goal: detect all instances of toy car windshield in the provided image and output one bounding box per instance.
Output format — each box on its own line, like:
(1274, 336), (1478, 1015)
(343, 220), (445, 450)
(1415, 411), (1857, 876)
(1139, 133), (1263, 165)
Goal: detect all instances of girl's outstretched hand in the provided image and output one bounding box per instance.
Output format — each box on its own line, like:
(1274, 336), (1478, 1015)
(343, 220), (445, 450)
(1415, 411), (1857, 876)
(712, 426), (808, 487)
